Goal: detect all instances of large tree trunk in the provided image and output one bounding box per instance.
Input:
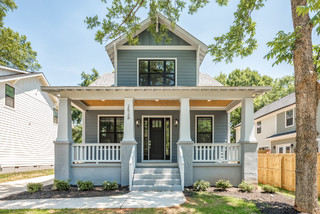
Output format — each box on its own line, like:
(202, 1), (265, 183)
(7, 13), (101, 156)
(291, 0), (319, 213)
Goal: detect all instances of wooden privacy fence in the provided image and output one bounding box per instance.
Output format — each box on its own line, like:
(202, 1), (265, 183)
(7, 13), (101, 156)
(258, 153), (320, 194)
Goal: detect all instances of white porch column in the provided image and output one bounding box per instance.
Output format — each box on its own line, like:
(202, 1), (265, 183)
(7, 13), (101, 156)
(239, 97), (256, 142)
(54, 98), (73, 181)
(82, 111), (86, 143)
(178, 98), (192, 142)
(239, 97), (258, 184)
(227, 111), (231, 143)
(120, 98), (137, 185)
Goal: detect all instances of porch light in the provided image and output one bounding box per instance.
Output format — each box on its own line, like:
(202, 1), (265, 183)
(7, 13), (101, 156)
(155, 99), (159, 102)
(290, 144), (294, 148)
(174, 119), (179, 127)
(136, 119), (141, 127)
(102, 99), (105, 101)
(207, 99), (211, 102)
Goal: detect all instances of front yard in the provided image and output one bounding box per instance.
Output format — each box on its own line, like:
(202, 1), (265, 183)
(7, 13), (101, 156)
(0, 169), (54, 183)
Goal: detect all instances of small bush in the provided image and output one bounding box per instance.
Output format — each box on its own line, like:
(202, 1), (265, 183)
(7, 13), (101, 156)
(27, 183), (43, 193)
(238, 180), (255, 193)
(102, 180), (119, 191)
(215, 180), (232, 191)
(52, 179), (71, 191)
(193, 180), (210, 191)
(262, 185), (277, 193)
(76, 180), (94, 191)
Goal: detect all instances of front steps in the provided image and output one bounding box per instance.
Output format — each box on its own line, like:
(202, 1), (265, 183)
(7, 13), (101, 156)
(132, 167), (182, 191)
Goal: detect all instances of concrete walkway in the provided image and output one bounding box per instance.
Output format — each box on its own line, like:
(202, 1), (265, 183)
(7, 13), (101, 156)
(0, 175), (54, 199)
(0, 191), (186, 209)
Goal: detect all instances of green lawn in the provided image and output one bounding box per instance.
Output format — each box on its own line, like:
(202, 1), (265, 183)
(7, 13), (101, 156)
(0, 191), (260, 214)
(0, 169), (54, 183)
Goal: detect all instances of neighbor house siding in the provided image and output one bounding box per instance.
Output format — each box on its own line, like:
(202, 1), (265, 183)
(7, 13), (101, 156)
(276, 108), (296, 134)
(255, 115), (276, 149)
(0, 78), (57, 168)
(270, 137), (296, 153)
(117, 50), (196, 86)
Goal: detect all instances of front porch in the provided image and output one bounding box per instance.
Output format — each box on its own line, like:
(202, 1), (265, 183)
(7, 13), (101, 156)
(42, 86), (270, 189)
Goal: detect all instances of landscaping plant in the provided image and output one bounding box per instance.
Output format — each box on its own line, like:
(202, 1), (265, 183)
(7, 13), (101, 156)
(27, 183), (43, 193)
(76, 180), (94, 191)
(193, 180), (210, 191)
(102, 180), (119, 191)
(52, 179), (71, 191)
(215, 180), (232, 191)
(262, 185), (277, 193)
(238, 180), (255, 193)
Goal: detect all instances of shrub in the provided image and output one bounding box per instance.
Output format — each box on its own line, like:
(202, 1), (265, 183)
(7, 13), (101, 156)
(262, 185), (277, 193)
(215, 180), (232, 191)
(52, 179), (71, 191)
(27, 183), (43, 193)
(102, 180), (119, 191)
(238, 180), (255, 193)
(76, 180), (94, 191)
(193, 180), (210, 191)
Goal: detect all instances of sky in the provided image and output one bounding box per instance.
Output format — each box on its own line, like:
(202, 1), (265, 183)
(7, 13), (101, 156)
(3, 0), (320, 86)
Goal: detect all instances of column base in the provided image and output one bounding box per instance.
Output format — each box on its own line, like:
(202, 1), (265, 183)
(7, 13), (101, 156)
(120, 140), (137, 185)
(54, 141), (72, 181)
(239, 141), (258, 184)
(177, 141), (194, 186)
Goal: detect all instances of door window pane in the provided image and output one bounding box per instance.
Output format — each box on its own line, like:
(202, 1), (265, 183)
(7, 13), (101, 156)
(279, 147), (284, 153)
(285, 146), (291, 153)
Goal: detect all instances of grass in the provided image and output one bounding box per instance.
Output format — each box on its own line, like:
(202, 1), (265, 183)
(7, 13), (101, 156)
(0, 191), (260, 214)
(0, 169), (54, 183)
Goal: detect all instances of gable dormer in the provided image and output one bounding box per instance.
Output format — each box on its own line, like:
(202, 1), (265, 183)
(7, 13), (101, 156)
(105, 14), (208, 87)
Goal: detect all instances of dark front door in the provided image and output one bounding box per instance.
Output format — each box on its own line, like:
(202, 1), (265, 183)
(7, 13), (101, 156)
(149, 118), (165, 160)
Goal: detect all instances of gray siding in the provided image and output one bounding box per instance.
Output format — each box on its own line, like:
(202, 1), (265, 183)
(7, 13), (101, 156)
(85, 110), (228, 162)
(276, 108), (296, 134)
(117, 50), (196, 86)
(125, 29), (190, 46)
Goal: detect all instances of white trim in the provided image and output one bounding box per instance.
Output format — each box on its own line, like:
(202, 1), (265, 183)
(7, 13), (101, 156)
(117, 45), (196, 50)
(268, 133), (296, 141)
(0, 65), (29, 74)
(97, 115), (124, 143)
(141, 115), (172, 163)
(285, 108), (295, 128)
(276, 144), (292, 154)
(196, 45), (200, 86)
(195, 115), (215, 143)
(114, 43), (118, 86)
(86, 106), (227, 111)
(136, 58), (178, 87)
(227, 112), (230, 143)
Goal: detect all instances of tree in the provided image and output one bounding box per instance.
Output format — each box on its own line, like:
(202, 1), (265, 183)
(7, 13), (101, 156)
(86, 1), (320, 212)
(0, 0), (41, 71)
(72, 68), (100, 143)
(215, 68), (295, 143)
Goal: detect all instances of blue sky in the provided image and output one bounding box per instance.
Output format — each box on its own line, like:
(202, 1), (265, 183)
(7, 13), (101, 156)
(4, 0), (319, 86)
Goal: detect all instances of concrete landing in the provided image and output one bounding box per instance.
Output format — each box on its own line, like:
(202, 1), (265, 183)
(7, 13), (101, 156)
(0, 191), (186, 209)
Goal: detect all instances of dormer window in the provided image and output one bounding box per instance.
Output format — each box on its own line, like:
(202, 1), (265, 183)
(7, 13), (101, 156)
(139, 59), (175, 86)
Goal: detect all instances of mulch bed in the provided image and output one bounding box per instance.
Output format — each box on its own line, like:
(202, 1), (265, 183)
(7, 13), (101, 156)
(185, 187), (301, 214)
(1, 184), (129, 200)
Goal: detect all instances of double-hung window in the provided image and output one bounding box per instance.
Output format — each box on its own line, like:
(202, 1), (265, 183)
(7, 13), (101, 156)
(53, 108), (58, 124)
(139, 59), (175, 86)
(5, 84), (15, 108)
(196, 116), (213, 143)
(99, 117), (124, 143)
(285, 109), (294, 127)
(257, 121), (261, 134)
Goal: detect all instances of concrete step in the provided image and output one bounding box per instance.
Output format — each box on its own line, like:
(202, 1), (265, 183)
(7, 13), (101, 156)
(134, 173), (180, 180)
(135, 168), (179, 174)
(136, 163), (178, 168)
(133, 179), (181, 186)
(131, 184), (182, 191)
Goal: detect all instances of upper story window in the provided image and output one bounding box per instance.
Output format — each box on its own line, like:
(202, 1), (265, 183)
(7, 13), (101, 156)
(285, 109), (294, 127)
(53, 108), (58, 124)
(99, 116), (124, 143)
(139, 59), (175, 86)
(257, 121), (261, 134)
(196, 116), (214, 143)
(5, 84), (15, 108)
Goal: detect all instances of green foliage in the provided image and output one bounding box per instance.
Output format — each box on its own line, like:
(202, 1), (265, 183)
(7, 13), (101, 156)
(52, 179), (71, 191)
(0, 0), (17, 28)
(26, 183), (43, 193)
(102, 180), (119, 191)
(296, 1), (320, 36)
(193, 180), (210, 191)
(76, 180), (94, 191)
(238, 180), (255, 193)
(79, 68), (100, 87)
(215, 179), (232, 191)
(261, 185), (277, 193)
(72, 124), (82, 143)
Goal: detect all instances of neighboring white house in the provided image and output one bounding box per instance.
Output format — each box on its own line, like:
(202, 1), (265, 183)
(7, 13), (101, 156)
(0, 65), (58, 173)
(235, 93), (320, 153)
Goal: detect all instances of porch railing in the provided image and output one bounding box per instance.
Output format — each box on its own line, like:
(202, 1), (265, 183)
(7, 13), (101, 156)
(193, 143), (240, 163)
(177, 145), (184, 191)
(72, 143), (121, 163)
(129, 144), (137, 191)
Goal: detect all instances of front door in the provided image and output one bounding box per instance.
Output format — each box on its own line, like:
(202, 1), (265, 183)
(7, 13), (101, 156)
(142, 117), (171, 161)
(150, 118), (165, 160)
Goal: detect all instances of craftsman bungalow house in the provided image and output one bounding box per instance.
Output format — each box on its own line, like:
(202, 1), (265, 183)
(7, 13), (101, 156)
(42, 14), (270, 191)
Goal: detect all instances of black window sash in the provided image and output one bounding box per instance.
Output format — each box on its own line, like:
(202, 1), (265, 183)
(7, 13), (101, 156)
(197, 117), (213, 143)
(99, 117), (123, 143)
(139, 60), (175, 86)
